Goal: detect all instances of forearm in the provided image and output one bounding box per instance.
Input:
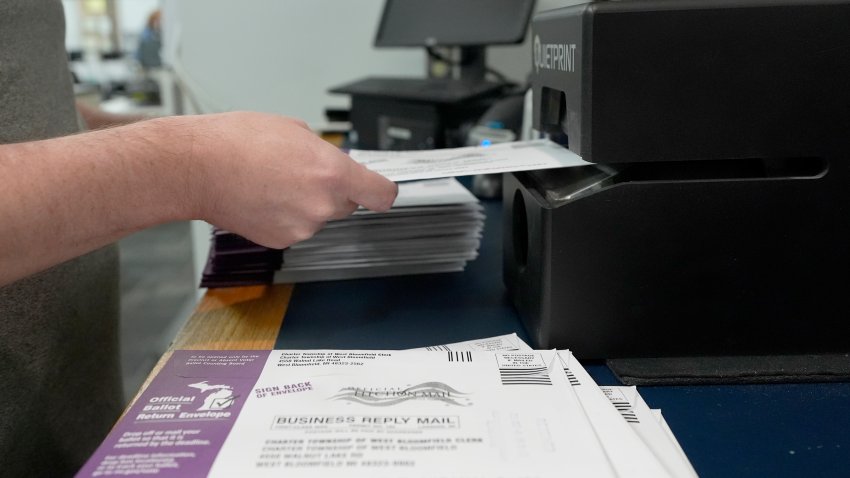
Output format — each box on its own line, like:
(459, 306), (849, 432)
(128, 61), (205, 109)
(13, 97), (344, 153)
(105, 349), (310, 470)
(0, 117), (197, 285)
(0, 110), (398, 286)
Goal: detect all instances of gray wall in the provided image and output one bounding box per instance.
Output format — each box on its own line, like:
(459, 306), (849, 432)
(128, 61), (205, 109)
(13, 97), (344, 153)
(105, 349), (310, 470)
(161, 0), (423, 126)
(161, 0), (587, 126)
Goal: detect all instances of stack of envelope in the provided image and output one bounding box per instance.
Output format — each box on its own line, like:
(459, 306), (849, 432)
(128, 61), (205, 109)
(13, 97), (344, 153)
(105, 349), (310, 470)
(200, 178), (484, 287)
(78, 333), (699, 477)
(201, 139), (593, 288)
(417, 334), (699, 478)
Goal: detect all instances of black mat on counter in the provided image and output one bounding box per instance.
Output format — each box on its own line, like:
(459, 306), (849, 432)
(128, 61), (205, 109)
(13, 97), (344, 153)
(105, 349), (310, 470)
(608, 353), (850, 385)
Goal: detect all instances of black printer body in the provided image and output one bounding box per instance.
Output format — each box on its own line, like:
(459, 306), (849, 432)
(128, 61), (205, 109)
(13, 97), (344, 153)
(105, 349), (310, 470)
(503, 0), (850, 359)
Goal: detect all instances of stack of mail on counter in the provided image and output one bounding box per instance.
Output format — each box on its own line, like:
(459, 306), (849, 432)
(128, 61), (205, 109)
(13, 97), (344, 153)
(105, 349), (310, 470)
(201, 139), (590, 287)
(77, 334), (697, 478)
(200, 178), (484, 287)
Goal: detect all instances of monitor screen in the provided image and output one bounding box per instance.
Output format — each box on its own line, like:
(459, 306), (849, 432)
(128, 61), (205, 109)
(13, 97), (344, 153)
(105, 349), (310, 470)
(375, 0), (536, 48)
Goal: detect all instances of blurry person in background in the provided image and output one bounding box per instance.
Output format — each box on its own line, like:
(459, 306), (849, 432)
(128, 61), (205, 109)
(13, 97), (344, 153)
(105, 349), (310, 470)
(135, 9), (162, 70)
(132, 9), (163, 105)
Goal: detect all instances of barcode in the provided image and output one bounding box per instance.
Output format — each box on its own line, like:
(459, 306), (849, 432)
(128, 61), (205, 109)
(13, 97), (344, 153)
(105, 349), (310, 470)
(425, 345), (452, 351)
(563, 367), (581, 386)
(447, 351), (473, 362)
(499, 367), (552, 385)
(611, 401), (640, 423)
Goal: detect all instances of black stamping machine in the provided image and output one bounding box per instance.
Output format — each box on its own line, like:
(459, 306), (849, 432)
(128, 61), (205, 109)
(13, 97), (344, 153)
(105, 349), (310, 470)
(502, 0), (850, 383)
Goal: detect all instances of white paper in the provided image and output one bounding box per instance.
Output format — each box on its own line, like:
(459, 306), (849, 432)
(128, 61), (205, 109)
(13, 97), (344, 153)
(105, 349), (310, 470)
(387, 177), (480, 207)
(274, 177), (484, 283)
(601, 386), (699, 478)
(557, 351), (672, 478)
(273, 260), (467, 283)
(349, 139), (591, 182)
(652, 409), (693, 469)
(411, 333), (533, 352)
(208, 350), (616, 478)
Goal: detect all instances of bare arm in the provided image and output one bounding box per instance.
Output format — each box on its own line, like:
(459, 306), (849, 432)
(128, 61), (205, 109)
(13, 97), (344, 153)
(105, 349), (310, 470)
(0, 112), (397, 286)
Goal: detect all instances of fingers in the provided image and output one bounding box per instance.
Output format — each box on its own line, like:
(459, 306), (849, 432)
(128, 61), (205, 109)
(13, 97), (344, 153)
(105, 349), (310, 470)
(346, 161), (398, 212)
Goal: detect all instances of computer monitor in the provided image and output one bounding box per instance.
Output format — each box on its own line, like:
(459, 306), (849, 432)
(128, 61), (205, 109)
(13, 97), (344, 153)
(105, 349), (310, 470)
(375, 0), (535, 82)
(374, 0), (536, 48)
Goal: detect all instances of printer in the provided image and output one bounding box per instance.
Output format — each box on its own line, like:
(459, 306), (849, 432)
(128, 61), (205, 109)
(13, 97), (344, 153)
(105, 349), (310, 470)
(503, 0), (850, 374)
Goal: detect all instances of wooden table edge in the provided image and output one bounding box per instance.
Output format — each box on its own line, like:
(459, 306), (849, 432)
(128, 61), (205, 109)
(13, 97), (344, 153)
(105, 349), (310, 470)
(121, 283), (294, 416)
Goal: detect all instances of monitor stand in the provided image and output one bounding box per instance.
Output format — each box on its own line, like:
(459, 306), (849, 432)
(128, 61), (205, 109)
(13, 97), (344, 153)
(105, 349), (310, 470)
(427, 46), (487, 83)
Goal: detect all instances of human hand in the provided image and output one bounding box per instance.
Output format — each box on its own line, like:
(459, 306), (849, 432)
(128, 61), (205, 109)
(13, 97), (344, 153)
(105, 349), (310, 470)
(183, 111), (398, 249)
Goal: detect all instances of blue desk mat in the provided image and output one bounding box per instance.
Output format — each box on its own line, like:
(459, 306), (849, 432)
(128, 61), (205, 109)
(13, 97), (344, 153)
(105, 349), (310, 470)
(275, 194), (850, 478)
